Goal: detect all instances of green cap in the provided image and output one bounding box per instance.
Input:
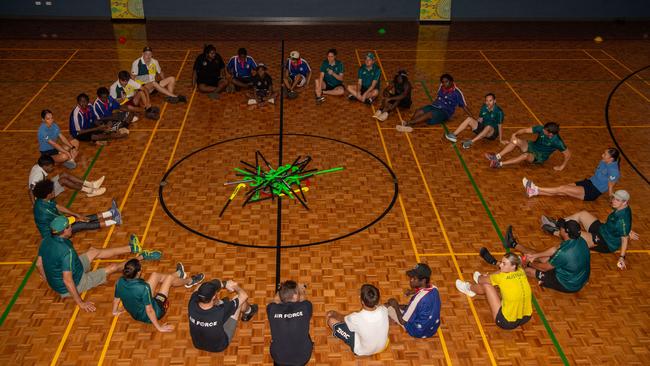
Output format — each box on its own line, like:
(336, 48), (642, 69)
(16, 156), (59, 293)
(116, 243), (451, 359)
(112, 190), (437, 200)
(366, 52), (375, 60)
(50, 215), (70, 233)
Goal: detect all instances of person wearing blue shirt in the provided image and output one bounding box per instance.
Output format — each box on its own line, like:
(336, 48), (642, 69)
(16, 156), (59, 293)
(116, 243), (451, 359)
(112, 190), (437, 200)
(70, 94), (127, 144)
(227, 48), (257, 90)
(524, 148), (621, 201)
(283, 50), (311, 98)
(38, 109), (79, 169)
(385, 263), (441, 338)
(93, 87), (122, 119)
(397, 73), (472, 133)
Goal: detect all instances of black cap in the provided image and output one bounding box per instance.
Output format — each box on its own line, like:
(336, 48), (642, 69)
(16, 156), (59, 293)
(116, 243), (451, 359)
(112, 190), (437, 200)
(406, 263), (431, 279)
(560, 219), (581, 239)
(196, 279), (222, 302)
(142, 46), (153, 53)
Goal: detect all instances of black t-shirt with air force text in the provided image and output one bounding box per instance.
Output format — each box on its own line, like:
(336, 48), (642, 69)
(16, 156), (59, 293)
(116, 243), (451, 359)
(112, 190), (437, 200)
(267, 300), (313, 365)
(188, 292), (239, 353)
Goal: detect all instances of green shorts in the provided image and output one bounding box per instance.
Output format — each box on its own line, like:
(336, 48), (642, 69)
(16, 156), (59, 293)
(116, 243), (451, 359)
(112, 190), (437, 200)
(422, 105), (449, 125)
(60, 254), (107, 298)
(526, 142), (549, 164)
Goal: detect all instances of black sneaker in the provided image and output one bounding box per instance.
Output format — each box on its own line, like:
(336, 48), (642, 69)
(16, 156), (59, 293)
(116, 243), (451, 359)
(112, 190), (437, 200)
(504, 225), (518, 249)
(177, 95), (188, 103)
(540, 215), (558, 229)
(241, 303), (258, 322)
(347, 94), (356, 101)
(185, 273), (205, 288)
(479, 247), (498, 266)
(542, 224), (559, 235)
(364, 97), (374, 105)
(165, 96), (179, 104)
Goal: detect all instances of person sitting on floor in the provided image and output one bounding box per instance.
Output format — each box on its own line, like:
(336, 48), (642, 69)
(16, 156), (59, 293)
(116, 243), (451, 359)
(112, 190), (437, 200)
(110, 70), (159, 120)
(192, 44), (228, 99)
(347, 53), (381, 105)
(28, 155), (105, 205)
(70, 93), (127, 144)
(373, 70), (412, 122)
(131, 46), (186, 104)
(38, 109), (79, 169)
(248, 64), (277, 106)
(93, 86), (137, 131)
(227, 47), (257, 91)
(284, 50), (311, 98)
(385, 263), (441, 338)
(113, 259), (204, 332)
(36, 216), (161, 312)
(444, 92), (505, 149)
(314, 48), (345, 103)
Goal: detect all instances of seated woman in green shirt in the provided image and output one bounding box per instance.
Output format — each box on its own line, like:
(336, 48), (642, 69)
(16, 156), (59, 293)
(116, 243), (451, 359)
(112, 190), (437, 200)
(456, 253), (532, 330)
(113, 259), (204, 332)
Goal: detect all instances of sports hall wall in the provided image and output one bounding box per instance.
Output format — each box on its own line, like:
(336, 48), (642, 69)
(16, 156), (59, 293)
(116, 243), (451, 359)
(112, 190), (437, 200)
(1, 0), (648, 20)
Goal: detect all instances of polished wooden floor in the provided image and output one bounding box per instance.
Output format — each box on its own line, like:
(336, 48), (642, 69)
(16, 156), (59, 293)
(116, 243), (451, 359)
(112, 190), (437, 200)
(0, 22), (649, 365)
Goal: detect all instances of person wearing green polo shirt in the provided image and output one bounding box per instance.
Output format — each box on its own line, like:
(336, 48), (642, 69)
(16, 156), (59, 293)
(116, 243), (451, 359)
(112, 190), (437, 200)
(541, 189), (639, 270)
(36, 215), (163, 312)
(113, 258), (204, 332)
(347, 52), (381, 105)
(503, 220), (590, 293)
(315, 48), (345, 103)
(32, 179), (120, 238)
(485, 122), (571, 170)
(445, 93), (506, 149)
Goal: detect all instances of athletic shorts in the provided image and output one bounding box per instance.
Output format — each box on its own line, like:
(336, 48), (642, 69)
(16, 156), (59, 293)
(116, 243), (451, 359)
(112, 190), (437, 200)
(535, 269), (574, 293)
(122, 98), (135, 107)
(50, 175), (65, 196)
(255, 88), (269, 98)
(75, 133), (92, 142)
(422, 105), (449, 125)
(386, 92), (412, 109)
(289, 74), (307, 87)
(40, 149), (59, 156)
(198, 77), (222, 87)
(575, 179), (602, 201)
(154, 293), (170, 319)
(526, 142), (549, 164)
(588, 220), (612, 253)
(60, 254), (107, 297)
(234, 76), (253, 85)
(324, 82), (342, 91)
(495, 308), (531, 330)
(332, 322), (356, 353)
(473, 122), (499, 140)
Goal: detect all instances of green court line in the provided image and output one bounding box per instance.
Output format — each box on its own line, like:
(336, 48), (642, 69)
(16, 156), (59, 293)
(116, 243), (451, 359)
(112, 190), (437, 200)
(0, 145), (104, 327)
(419, 81), (570, 366)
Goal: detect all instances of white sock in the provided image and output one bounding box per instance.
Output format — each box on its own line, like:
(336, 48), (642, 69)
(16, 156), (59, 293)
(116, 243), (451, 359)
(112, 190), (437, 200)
(81, 186), (93, 193)
(105, 219), (117, 226)
(101, 210), (112, 219)
(496, 153), (502, 160)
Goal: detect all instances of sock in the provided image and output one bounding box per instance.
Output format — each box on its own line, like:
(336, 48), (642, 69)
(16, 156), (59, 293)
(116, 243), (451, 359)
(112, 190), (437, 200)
(105, 219), (117, 226)
(496, 153), (502, 160)
(101, 210), (112, 219)
(81, 186), (93, 193)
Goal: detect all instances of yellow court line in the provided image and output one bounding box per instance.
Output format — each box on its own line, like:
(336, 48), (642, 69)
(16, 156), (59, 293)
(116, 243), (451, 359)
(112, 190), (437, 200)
(3, 49), (79, 131)
(371, 48), (606, 52)
(379, 58), (607, 62)
(375, 49), (497, 366)
(0, 261), (33, 265)
(49, 49), (192, 366)
(599, 50), (650, 86)
(355, 49), (452, 366)
(479, 51), (543, 126)
(582, 50), (650, 103)
(0, 58), (189, 62)
(379, 125), (650, 131)
(1, 128), (180, 133)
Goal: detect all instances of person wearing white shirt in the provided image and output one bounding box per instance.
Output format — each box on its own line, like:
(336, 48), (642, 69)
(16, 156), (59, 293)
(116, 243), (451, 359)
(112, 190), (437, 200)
(131, 46), (186, 104)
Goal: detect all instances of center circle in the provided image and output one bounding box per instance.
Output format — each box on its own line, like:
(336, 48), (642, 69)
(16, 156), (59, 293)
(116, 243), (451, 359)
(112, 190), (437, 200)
(158, 133), (398, 248)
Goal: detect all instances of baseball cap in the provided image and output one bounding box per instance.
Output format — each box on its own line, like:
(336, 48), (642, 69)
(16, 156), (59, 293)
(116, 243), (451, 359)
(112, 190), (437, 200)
(50, 215), (71, 233)
(289, 51), (300, 59)
(365, 52), (375, 60)
(142, 46), (153, 53)
(561, 219), (581, 239)
(406, 263), (431, 279)
(196, 279), (223, 302)
(613, 190), (630, 201)
(256, 63), (267, 70)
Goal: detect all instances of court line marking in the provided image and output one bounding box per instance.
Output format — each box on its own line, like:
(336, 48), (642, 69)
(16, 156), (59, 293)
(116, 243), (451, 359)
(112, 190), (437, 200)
(2, 49), (79, 131)
(599, 50), (650, 86)
(1, 128), (180, 133)
(582, 50), (650, 103)
(353, 49), (452, 366)
(367, 48), (610, 52)
(373, 58), (612, 62)
(49, 49), (191, 366)
(0, 47), (610, 52)
(418, 81), (570, 366)
(379, 125), (650, 130)
(374, 50), (495, 366)
(97, 87), (198, 366)
(479, 50), (543, 126)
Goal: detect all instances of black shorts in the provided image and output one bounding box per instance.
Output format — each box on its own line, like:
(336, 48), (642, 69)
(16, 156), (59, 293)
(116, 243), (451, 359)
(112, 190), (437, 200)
(398, 98), (412, 109)
(495, 308), (531, 330)
(40, 149), (59, 156)
(575, 179), (602, 201)
(588, 220), (612, 252)
(234, 76), (253, 85)
(473, 122), (499, 140)
(154, 293), (170, 319)
(198, 77), (222, 87)
(75, 133), (92, 142)
(332, 322), (355, 353)
(324, 82), (342, 91)
(255, 88), (269, 98)
(535, 269), (575, 293)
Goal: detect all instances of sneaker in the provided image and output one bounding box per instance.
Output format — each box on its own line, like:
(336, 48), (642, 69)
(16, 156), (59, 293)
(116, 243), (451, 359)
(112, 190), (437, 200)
(92, 176), (105, 189)
(347, 94), (356, 101)
(118, 128), (130, 135)
(86, 186), (106, 198)
(226, 84), (235, 93)
(462, 140), (473, 149)
(141, 249), (162, 261)
(315, 96), (325, 103)
(207, 91), (219, 100)
(396, 124), (413, 133)
(455, 279), (476, 297)
(489, 160), (502, 169)
(129, 234), (142, 254)
(373, 110), (382, 118)
(110, 199), (121, 225)
(479, 247), (498, 266)
(247, 99), (257, 105)
(176, 262), (187, 279)
(542, 224), (559, 235)
(268, 98), (275, 104)
(541, 215), (558, 228)
(444, 132), (458, 143)
(473, 271), (481, 284)
(185, 273), (205, 288)
(364, 98), (373, 105)
(63, 160), (77, 169)
(151, 106), (161, 113)
(485, 153), (498, 161)
(377, 112), (389, 122)
(165, 96), (179, 104)
(145, 110), (159, 120)
(131, 115), (139, 123)
(177, 95), (188, 103)
(504, 225), (517, 249)
(241, 303), (259, 322)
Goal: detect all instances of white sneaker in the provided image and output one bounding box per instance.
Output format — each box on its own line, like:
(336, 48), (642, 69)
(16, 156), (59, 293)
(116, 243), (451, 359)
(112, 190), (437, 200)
(455, 279), (476, 297)
(473, 271), (481, 284)
(131, 116), (139, 123)
(523, 177), (539, 197)
(247, 99), (257, 105)
(373, 110), (382, 117)
(93, 176), (105, 189)
(86, 186), (106, 198)
(268, 98), (275, 104)
(396, 124), (413, 133)
(378, 112), (389, 122)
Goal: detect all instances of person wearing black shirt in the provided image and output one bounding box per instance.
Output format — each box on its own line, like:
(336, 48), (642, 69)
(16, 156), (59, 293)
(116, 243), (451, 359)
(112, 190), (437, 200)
(247, 63), (277, 106)
(188, 279), (258, 352)
(192, 44), (227, 99)
(267, 281), (313, 366)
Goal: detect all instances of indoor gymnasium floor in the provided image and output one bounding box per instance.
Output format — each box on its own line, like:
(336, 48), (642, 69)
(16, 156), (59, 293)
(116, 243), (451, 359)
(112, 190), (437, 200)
(0, 21), (648, 365)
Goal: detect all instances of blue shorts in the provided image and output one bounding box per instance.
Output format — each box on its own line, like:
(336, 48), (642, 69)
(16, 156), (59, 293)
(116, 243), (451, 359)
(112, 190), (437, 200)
(422, 105), (449, 125)
(332, 322), (355, 353)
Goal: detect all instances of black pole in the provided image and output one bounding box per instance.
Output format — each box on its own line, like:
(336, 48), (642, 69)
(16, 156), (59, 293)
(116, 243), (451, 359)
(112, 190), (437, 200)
(275, 40), (286, 290)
